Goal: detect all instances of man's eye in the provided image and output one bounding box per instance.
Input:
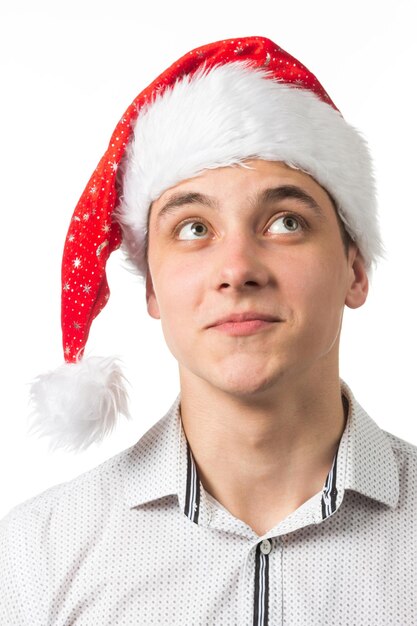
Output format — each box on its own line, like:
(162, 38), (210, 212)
(177, 221), (209, 240)
(175, 215), (302, 239)
(268, 215), (301, 234)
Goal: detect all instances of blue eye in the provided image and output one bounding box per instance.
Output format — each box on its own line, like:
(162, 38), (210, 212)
(268, 215), (301, 234)
(177, 221), (209, 240)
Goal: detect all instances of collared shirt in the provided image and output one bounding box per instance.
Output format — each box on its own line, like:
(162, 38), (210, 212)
(1, 380), (416, 625)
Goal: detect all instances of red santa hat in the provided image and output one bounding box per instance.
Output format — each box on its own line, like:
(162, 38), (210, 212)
(29, 36), (383, 452)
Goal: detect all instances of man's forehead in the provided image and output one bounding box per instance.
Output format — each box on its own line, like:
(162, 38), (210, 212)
(153, 156), (317, 198)
(149, 160), (331, 231)
(155, 159), (305, 200)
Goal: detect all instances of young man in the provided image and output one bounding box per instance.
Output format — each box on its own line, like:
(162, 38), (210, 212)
(1, 36), (416, 625)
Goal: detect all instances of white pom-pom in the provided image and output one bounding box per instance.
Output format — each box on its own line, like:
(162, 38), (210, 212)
(28, 356), (131, 453)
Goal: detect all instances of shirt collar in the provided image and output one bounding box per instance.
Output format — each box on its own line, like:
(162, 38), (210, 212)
(123, 394), (182, 508)
(340, 379), (399, 508)
(123, 381), (399, 511)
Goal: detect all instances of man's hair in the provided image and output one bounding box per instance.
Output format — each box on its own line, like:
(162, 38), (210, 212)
(327, 191), (355, 258)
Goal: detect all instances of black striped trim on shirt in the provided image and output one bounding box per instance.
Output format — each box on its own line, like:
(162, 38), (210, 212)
(321, 442), (340, 519)
(320, 395), (348, 520)
(253, 542), (269, 626)
(184, 441), (201, 524)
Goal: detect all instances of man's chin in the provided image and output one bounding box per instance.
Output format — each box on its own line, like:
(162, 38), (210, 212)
(207, 368), (289, 400)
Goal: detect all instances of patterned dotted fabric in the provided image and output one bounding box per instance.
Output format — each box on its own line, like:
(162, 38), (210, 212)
(1, 380), (417, 625)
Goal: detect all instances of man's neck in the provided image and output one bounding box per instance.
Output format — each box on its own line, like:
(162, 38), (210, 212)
(178, 368), (347, 537)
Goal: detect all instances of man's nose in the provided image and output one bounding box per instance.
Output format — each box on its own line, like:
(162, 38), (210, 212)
(213, 234), (271, 291)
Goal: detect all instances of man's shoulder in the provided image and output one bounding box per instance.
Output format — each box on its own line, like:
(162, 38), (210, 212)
(1, 442), (136, 533)
(2, 402), (178, 533)
(382, 427), (417, 471)
(0, 437), (159, 623)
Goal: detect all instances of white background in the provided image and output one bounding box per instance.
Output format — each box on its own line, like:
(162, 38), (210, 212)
(1, 0), (416, 518)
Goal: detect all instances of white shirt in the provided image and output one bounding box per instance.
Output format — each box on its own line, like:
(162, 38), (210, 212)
(1, 380), (416, 625)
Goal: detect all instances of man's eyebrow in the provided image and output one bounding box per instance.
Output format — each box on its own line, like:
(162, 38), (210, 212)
(156, 192), (219, 224)
(258, 185), (325, 217)
(155, 184), (325, 224)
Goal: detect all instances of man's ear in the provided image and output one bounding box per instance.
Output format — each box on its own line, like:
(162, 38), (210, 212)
(345, 244), (369, 309)
(145, 270), (161, 319)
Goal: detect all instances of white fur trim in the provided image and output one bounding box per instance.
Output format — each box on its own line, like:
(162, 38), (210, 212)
(116, 61), (383, 273)
(28, 356), (130, 452)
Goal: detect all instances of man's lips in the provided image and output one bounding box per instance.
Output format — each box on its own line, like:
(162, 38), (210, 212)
(208, 312), (281, 326)
(212, 319), (278, 336)
(207, 312), (282, 336)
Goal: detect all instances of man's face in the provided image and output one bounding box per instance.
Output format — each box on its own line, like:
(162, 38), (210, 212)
(145, 159), (368, 397)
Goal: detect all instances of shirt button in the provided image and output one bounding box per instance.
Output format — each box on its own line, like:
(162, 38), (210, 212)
(260, 539), (272, 555)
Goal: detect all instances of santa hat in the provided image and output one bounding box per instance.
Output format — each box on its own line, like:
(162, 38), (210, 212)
(29, 35), (383, 452)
